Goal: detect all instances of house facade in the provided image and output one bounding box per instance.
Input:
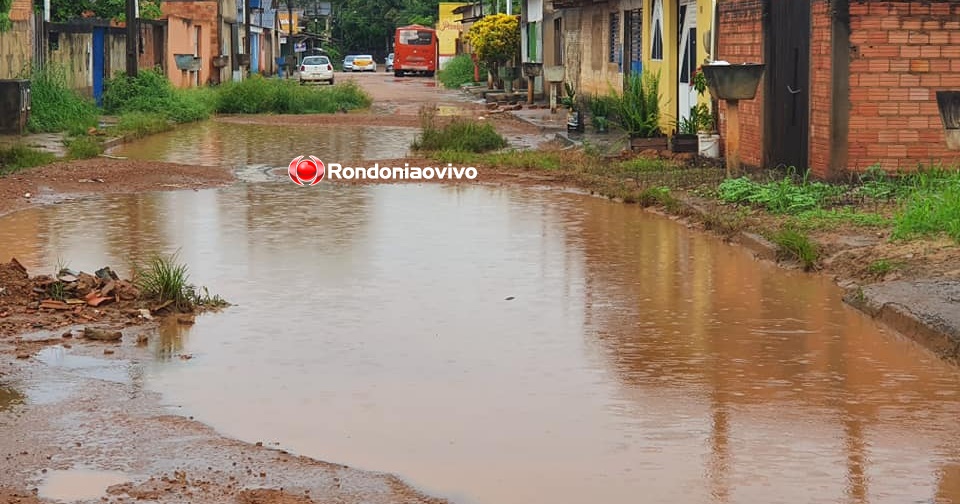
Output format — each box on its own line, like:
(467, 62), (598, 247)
(162, 0), (219, 87)
(549, 0), (716, 132)
(715, 0), (960, 178)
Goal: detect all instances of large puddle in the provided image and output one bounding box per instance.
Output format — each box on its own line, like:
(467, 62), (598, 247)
(2, 181), (960, 504)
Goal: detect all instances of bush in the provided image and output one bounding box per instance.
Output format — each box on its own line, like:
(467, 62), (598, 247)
(411, 106), (506, 152)
(438, 54), (483, 89)
(102, 69), (214, 123)
(114, 112), (174, 139)
(615, 70), (662, 138)
(21, 65), (99, 134)
(215, 76), (371, 114)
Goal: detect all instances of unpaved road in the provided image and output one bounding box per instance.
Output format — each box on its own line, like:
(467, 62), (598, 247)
(0, 72), (492, 504)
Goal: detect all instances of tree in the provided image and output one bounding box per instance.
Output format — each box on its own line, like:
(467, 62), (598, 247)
(464, 13), (519, 89)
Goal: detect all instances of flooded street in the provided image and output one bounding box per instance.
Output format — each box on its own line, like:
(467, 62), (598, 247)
(1, 150), (960, 504)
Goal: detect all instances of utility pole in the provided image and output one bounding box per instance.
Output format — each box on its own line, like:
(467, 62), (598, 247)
(125, 0), (138, 76)
(245, 0), (252, 73)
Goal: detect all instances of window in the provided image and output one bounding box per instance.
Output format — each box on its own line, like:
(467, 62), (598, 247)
(398, 29), (433, 45)
(608, 12), (620, 63)
(650, 0), (663, 60)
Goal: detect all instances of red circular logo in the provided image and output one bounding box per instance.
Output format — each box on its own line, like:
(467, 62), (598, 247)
(288, 155), (325, 186)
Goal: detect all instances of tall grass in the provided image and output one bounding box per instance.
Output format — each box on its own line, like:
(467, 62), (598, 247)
(214, 76), (372, 114)
(21, 65), (99, 134)
(102, 69), (216, 123)
(411, 106), (506, 152)
(0, 145), (56, 175)
(438, 54), (484, 89)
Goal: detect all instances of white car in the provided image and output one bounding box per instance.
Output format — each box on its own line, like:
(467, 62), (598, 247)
(351, 55), (377, 72)
(299, 55), (335, 85)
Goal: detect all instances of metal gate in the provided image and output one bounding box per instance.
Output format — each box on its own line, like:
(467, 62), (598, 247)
(764, 0), (810, 171)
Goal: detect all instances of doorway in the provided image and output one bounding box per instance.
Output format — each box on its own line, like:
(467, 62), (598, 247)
(677, 0), (697, 125)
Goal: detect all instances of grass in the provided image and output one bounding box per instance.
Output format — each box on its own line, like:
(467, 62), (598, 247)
(891, 170), (960, 243)
(112, 112), (174, 139)
(214, 76), (372, 114)
(438, 54), (485, 89)
(65, 136), (104, 159)
(0, 145), (56, 175)
(769, 228), (819, 271)
(132, 251), (229, 311)
(412, 106), (507, 153)
(132, 252), (196, 311)
(868, 258), (901, 277)
(45, 257), (69, 301)
(21, 65), (99, 135)
(102, 69), (216, 123)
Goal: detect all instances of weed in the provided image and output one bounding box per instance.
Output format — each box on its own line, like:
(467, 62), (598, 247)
(191, 285), (230, 309)
(702, 208), (749, 238)
(438, 54), (485, 89)
(215, 76), (371, 114)
(412, 106), (506, 153)
(891, 169), (960, 243)
(65, 136), (104, 159)
(717, 174), (845, 214)
(867, 258), (901, 277)
(20, 64), (99, 134)
(769, 228), (819, 271)
(45, 257), (69, 301)
(132, 251), (195, 311)
(103, 69), (214, 123)
(0, 145), (56, 174)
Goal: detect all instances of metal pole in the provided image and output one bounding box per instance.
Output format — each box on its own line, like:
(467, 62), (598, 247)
(245, 0), (251, 73)
(725, 100), (740, 178)
(125, 0), (138, 76)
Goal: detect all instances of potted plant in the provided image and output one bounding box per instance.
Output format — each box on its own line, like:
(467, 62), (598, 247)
(693, 67), (721, 158)
(588, 93), (613, 133)
(671, 107), (700, 153)
(617, 70), (667, 151)
(561, 83), (584, 133)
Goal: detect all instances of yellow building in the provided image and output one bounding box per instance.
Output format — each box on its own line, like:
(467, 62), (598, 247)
(551, 0), (717, 133)
(437, 2), (468, 69)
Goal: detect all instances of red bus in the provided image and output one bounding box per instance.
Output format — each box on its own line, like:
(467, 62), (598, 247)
(393, 24), (438, 77)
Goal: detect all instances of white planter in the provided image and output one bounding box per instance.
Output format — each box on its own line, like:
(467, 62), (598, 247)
(698, 133), (720, 158)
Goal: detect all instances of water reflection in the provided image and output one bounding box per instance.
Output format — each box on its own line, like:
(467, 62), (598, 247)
(109, 120), (417, 167)
(155, 317), (190, 361)
(0, 184), (958, 504)
(0, 385), (24, 411)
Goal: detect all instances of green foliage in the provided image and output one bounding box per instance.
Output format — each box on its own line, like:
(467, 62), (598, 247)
(465, 13), (520, 64)
(769, 228), (819, 271)
(614, 70), (662, 138)
(102, 69), (214, 123)
(438, 54), (482, 89)
(47, 0), (160, 22)
(132, 251), (195, 311)
(21, 64), (99, 134)
(65, 135), (103, 159)
(215, 76), (371, 114)
(717, 173), (846, 214)
(892, 170), (960, 243)
(0, 145), (56, 174)
(560, 82), (577, 110)
(412, 106), (507, 153)
(868, 258), (900, 277)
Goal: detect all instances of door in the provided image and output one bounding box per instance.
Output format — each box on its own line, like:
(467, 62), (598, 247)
(553, 17), (562, 65)
(92, 27), (105, 107)
(677, 0), (697, 125)
(764, 0), (810, 170)
(251, 33), (260, 73)
(194, 26), (202, 86)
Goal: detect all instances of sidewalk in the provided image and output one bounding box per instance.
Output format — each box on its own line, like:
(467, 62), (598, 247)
(508, 105), (631, 156)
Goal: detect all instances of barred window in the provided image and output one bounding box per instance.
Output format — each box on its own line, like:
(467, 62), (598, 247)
(651, 0), (663, 60)
(609, 12), (620, 63)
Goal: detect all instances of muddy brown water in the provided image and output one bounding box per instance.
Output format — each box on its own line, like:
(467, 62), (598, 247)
(1, 126), (960, 503)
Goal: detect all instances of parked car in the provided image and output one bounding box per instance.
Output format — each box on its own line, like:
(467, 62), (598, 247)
(385, 53), (394, 72)
(298, 55), (334, 85)
(342, 55), (356, 71)
(352, 55), (376, 72)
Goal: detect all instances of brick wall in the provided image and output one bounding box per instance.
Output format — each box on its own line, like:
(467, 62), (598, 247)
(808, 0), (833, 178)
(715, 0), (763, 167)
(162, 1), (218, 86)
(847, 1), (960, 172)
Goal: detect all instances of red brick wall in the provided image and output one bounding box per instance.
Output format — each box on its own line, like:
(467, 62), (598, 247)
(8, 0), (33, 21)
(847, 1), (960, 172)
(716, 0), (763, 168)
(809, 1), (833, 178)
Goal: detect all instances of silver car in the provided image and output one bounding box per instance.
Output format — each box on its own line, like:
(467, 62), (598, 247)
(385, 53), (394, 72)
(342, 55), (356, 71)
(299, 55), (334, 85)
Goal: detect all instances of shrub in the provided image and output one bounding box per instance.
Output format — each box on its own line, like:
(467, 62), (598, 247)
(65, 136), (104, 159)
(102, 69), (214, 123)
(438, 54), (483, 89)
(411, 106), (506, 152)
(615, 70), (662, 138)
(215, 76), (371, 114)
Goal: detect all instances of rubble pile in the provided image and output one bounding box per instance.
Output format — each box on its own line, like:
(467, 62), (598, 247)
(0, 258), (140, 318)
